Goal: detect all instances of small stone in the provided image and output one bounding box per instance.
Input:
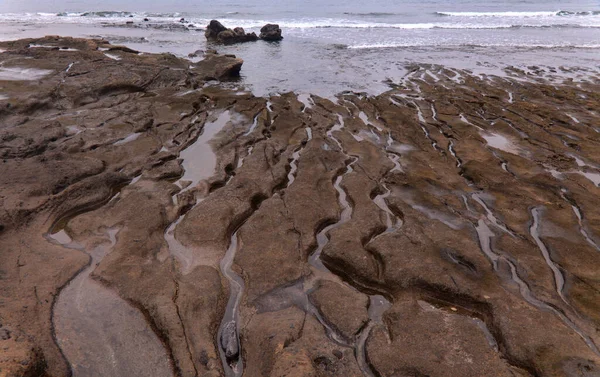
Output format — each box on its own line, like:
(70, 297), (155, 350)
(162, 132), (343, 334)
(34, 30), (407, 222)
(0, 328), (11, 340)
(220, 321), (239, 361)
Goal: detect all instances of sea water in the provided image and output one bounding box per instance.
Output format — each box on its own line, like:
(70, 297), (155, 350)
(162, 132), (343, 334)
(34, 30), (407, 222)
(0, 0), (599, 96)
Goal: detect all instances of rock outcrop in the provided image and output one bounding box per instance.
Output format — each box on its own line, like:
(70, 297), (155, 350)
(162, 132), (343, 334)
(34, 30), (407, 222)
(205, 20), (259, 45)
(205, 20), (283, 44)
(205, 19), (228, 39)
(1, 36), (599, 377)
(259, 23), (283, 41)
(195, 50), (244, 80)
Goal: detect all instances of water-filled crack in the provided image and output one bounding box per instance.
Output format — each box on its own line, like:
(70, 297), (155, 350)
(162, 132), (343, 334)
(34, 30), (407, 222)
(218, 230), (245, 377)
(560, 190), (600, 252)
(529, 207), (567, 303)
(286, 127), (311, 188)
(473, 209), (599, 355)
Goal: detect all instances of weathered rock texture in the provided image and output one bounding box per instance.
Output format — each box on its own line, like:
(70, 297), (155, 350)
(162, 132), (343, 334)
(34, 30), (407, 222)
(259, 24), (283, 41)
(205, 20), (283, 44)
(0, 37), (600, 377)
(205, 20), (259, 45)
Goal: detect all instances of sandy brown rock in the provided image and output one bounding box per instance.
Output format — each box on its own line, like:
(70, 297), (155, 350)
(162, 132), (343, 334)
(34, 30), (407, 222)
(1, 36), (600, 377)
(309, 280), (369, 341)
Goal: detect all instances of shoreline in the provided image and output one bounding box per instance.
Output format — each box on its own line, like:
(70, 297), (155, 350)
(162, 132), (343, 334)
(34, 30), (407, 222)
(0, 20), (599, 98)
(1, 36), (600, 377)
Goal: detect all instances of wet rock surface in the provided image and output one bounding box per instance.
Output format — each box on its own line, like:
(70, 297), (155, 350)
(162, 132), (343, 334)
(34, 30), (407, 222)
(205, 20), (259, 45)
(206, 20), (284, 44)
(259, 24), (283, 41)
(0, 37), (600, 377)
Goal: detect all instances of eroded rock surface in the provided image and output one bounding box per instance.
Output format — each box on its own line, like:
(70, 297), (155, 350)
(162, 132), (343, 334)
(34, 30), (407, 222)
(0, 37), (599, 377)
(259, 24), (283, 41)
(205, 20), (284, 44)
(205, 20), (259, 45)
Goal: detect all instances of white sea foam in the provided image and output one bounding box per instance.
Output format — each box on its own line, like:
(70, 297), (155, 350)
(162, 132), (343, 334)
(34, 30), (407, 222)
(348, 42), (600, 50)
(1, 12), (599, 30)
(437, 11), (569, 17)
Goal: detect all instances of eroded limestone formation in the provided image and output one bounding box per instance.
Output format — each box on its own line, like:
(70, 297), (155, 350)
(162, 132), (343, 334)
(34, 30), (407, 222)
(0, 36), (599, 377)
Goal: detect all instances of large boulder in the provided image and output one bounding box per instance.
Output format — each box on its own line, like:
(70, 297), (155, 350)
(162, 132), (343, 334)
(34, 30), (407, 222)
(205, 20), (259, 45)
(193, 52), (244, 80)
(205, 20), (228, 40)
(259, 24), (283, 41)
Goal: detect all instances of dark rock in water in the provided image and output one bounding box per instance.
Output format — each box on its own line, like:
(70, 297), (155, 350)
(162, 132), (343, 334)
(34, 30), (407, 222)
(220, 321), (239, 361)
(259, 24), (283, 41)
(205, 20), (228, 40)
(107, 45), (139, 54)
(205, 20), (259, 45)
(188, 50), (204, 58)
(143, 18), (149, 22)
(218, 29), (235, 41)
(126, 21), (134, 25)
(221, 31), (258, 45)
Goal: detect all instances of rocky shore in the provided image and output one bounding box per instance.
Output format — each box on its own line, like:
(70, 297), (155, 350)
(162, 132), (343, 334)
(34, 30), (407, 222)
(0, 36), (599, 377)
(205, 20), (283, 44)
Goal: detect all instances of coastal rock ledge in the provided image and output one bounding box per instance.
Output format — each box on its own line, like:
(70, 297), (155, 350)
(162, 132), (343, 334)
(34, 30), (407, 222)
(0, 35), (599, 377)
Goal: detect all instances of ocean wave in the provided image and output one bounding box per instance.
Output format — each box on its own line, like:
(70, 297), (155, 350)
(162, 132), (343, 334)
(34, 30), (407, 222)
(347, 42), (600, 50)
(54, 11), (182, 18)
(57, 11), (134, 17)
(1, 13), (599, 30)
(0, 11), (183, 24)
(194, 18), (600, 30)
(343, 12), (399, 16)
(436, 10), (600, 18)
(181, 21), (600, 31)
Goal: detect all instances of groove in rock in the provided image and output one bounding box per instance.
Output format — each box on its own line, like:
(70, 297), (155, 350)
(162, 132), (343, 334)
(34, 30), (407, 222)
(218, 229), (245, 377)
(474, 213), (600, 355)
(286, 127), (311, 188)
(50, 227), (175, 377)
(529, 207), (566, 303)
(560, 190), (600, 252)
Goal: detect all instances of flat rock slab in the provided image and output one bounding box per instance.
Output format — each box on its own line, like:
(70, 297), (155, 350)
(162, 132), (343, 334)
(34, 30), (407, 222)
(0, 37), (599, 377)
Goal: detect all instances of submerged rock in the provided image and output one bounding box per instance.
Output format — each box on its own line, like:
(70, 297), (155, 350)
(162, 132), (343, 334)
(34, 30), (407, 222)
(188, 49), (203, 58)
(259, 24), (283, 41)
